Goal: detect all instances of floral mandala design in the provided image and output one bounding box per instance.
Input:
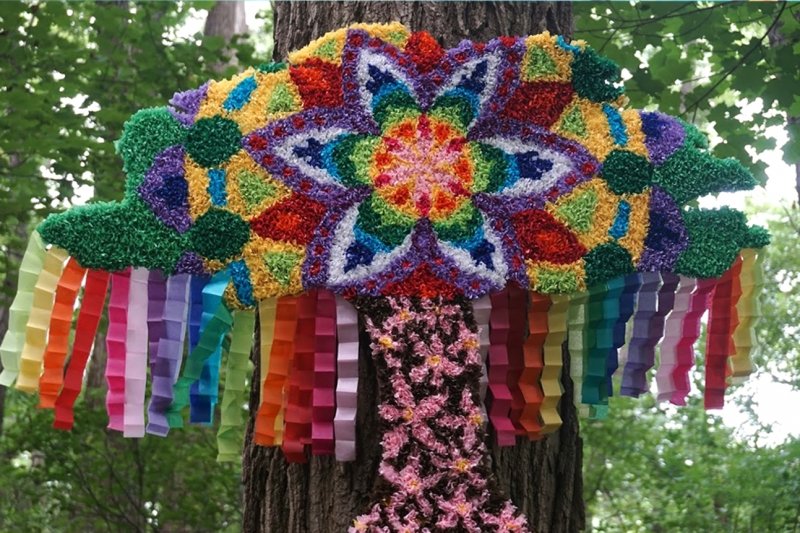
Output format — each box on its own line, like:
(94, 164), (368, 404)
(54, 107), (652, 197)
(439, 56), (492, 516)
(245, 30), (599, 300)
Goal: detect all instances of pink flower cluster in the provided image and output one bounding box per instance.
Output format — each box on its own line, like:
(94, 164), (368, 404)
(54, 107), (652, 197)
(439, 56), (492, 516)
(351, 297), (528, 532)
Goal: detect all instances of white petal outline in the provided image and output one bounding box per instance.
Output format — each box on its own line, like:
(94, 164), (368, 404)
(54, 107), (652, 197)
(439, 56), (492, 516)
(434, 49), (503, 127)
(436, 218), (508, 288)
(326, 204), (415, 286)
(356, 50), (420, 116)
(271, 127), (352, 189)
(479, 136), (575, 197)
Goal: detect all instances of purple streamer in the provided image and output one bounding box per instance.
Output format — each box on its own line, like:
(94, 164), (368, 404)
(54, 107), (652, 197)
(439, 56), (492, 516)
(146, 274), (191, 436)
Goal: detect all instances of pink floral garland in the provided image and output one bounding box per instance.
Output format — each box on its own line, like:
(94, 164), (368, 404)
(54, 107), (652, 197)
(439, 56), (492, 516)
(351, 296), (528, 532)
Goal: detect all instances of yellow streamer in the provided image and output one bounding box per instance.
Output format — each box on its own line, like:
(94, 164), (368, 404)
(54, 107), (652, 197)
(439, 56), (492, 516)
(16, 246), (68, 393)
(567, 291), (590, 417)
(540, 294), (570, 433)
(729, 249), (763, 383)
(0, 231), (47, 387)
(258, 298), (278, 413)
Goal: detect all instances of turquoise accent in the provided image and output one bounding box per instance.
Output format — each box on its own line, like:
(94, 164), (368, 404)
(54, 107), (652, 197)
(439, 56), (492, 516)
(207, 169), (227, 206)
(609, 200), (631, 239)
(603, 103), (628, 146)
(557, 35), (581, 53)
(223, 76), (257, 111)
(229, 260), (255, 307)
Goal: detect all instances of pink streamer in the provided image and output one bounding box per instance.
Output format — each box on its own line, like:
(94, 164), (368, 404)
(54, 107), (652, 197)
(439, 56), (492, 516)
(488, 289), (516, 446)
(105, 269), (130, 432)
(312, 289), (337, 455)
(668, 277), (717, 406)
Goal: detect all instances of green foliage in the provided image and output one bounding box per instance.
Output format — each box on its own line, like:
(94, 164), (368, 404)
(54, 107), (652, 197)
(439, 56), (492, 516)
(0, 391), (241, 532)
(0, 2), (271, 529)
(583, 394), (800, 532)
(576, 2), (800, 184)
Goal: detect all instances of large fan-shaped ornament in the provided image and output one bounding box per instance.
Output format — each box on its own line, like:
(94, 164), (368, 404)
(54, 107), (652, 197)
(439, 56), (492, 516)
(1, 23), (768, 532)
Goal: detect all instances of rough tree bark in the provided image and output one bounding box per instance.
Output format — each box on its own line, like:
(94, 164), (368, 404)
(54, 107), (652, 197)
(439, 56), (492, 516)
(242, 3), (584, 532)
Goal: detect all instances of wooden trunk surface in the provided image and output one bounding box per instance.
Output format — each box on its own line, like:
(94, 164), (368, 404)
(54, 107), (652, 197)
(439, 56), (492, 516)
(243, 3), (583, 532)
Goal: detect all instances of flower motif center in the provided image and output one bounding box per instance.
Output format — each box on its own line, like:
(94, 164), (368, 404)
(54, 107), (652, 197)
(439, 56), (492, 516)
(372, 114), (473, 221)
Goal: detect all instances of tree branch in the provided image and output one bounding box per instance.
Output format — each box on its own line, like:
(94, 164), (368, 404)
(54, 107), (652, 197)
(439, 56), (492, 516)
(681, 2), (787, 116)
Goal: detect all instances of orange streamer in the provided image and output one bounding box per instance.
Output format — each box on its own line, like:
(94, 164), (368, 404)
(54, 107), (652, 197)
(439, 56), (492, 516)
(38, 258), (86, 409)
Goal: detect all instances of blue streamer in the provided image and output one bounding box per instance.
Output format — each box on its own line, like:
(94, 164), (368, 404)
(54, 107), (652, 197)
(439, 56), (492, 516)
(188, 274), (224, 425)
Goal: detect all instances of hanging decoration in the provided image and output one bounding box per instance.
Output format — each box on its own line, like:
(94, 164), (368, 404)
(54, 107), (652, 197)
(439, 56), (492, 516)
(0, 22), (769, 533)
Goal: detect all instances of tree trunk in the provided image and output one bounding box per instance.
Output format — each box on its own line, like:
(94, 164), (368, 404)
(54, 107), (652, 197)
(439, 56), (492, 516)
(243, 3), (583, 532)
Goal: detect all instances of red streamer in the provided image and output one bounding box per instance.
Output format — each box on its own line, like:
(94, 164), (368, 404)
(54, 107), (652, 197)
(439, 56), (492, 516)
(705, 256), (743, 409)
(53, 269), (110, 430)
(311, 289), (337, 456)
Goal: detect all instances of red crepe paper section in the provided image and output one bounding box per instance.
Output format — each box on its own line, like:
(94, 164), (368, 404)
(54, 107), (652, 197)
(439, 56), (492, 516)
(311, 289), (337, 456)
(705, 257), (743, 409)
(53, 269), (110, 430)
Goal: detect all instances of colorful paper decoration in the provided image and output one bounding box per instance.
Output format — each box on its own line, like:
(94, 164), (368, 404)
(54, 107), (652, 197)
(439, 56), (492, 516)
(0, 23), (770, 533)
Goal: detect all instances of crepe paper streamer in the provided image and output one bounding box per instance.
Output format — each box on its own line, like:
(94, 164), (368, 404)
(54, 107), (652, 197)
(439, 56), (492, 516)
(668, 277), (718, 406)
(256, 298), (277, 407)
(16, 246), (68, 393)
(190, 277), (226, 425)
(567, 291), (589, 414)
(167, 271), (232, 428)
(540, 294), (570, 434)
(656, 276), (695, 402)
(730, 249), (763, 384)
(105, 268), (131, 432)
(0, 231), (47, 387)
(488, 289), (516, 446)
(518, 292), (551, 439)
(39, 258), (86, 408)
(472, 295), (492, 427)
(123, 268), (150, 437)
(705, 256), (743, 409)
(506, 285), (529, 435)
(283, 290), (317, 463)
(147, 274), (191, 436)
(606, 273), (641, 397)
(147, 270), (167, 372)
(188, 275), (213, 423)
(333, 295), (358, 461)
(217, 309), (255, 462)
(53, 269), (111, 430)
(188, 276), (207, 351)
(619, 272), (662, 397)
(254, 296), (298, 446)
(312, 289), (336, 456)
(582, 283), (610, 409)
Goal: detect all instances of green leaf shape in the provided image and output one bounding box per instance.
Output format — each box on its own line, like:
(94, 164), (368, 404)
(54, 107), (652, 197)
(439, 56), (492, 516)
(356, 193), (415, 248)
(185, 116), (242, 168)
(600, 150), (653, 195)
(432, 201), (483, 243)
(264, 250), (303, 286)
(584, 242), (634, 287)
(372, 88), (421, 132)
(429, 92), (476, 133)
(470, 142), (508, 193)
(570, 47), (623, 103)
(188, 208), (250, 262)
(533, 265), (582, 293)
(653, 143), (757, 205)
(116, 108), (186, 199)
(559, 104), (587, 137)
(37, 202), (187, 274)
(525, 45), (558, 79)
(266, 83), (298, 114)
(330, 134), (380, 187)
(676, 207), (768, 278)
(555, 189), (598, 233)
(237, 170), (279, 212)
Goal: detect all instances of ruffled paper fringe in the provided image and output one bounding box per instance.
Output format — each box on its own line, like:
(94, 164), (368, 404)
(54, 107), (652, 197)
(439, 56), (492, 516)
(0, 235), (763, 460)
